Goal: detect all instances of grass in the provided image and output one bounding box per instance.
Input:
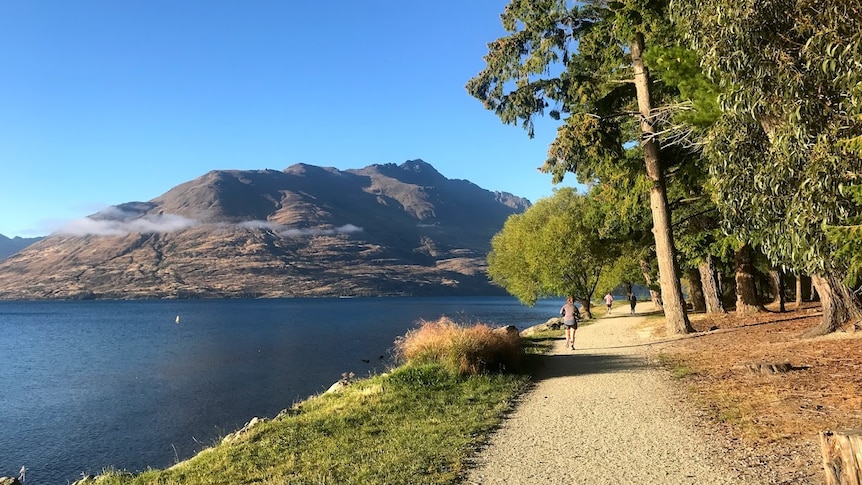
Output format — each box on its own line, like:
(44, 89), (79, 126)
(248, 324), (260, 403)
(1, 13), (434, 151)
(395, 317), (523, 375)
(655, 352), (697, 379)
(88, 319), (536, 485)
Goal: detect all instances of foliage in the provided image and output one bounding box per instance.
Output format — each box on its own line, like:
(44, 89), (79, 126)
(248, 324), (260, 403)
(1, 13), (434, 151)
(643, 44), (722, 130)
(671, 0), (862, 278)
(394, 318), (523, 376)
(465, 0), (690, 185)
(467, 0), (725, 333)
(826, 184), (862, 291)
(487, 188), (621, 306)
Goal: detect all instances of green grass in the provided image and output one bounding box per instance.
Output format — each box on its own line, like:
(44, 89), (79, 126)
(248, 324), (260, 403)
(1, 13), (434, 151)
(90, 334), (534, 485)
(655, 352), (697, 379)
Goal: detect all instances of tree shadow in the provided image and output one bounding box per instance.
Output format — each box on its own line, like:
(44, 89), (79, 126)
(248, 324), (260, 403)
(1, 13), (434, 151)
(528, 352), (646, 380)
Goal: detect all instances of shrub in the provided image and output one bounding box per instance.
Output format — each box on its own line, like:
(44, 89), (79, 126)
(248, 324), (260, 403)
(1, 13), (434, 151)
(394, 317), (523, 375)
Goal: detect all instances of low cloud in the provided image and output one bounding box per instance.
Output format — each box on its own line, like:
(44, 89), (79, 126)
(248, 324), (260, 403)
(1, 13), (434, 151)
(238, 220), (364, 237)
(57, 213), (199, 236)
(238, 220), (280, 230)
(279, 224), (363, 238)
(55, 213), (363, 239)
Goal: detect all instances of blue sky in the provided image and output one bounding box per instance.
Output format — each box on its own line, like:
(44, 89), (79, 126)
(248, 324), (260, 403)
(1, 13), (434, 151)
(0, 1), (572, 238)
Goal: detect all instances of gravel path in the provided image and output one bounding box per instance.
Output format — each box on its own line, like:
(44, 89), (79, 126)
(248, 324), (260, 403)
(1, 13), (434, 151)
(464, 304), (750, 485)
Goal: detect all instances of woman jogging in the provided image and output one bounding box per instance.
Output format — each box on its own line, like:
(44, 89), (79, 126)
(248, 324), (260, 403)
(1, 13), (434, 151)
(560, 297), (579, 350)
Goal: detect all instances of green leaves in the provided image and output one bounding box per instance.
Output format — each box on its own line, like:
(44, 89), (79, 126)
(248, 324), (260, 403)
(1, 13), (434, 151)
(672, 0), (862, 279)
(487, 188), (623, 305)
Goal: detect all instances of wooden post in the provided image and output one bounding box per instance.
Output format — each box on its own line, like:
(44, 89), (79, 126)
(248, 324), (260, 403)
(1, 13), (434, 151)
(821, 429), (862, 485)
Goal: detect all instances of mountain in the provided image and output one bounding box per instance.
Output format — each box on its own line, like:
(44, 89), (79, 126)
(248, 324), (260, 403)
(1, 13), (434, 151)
(0, 234), (43, 261)
(0, 160), (530, 300)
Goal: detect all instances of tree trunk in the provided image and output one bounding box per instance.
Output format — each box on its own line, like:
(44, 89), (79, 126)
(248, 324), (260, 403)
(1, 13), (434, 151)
(769, 268), (781, 304)
(769, 269), (786, 312)
(805, 274), (862, 337)
(778, 268), (786, 313)
(795, 273), (803, 308)
(698, 255), (726, 314)
(820, 430), (862, 485)
(640, 258), (663, 309)
(735, 243), (761, 314)
(623, 281), (633, 299)
(631, 32), (692, 334)
(688, 268), (706, 312)
(576, 298), (594, 320)
(811, 277), (820, 302)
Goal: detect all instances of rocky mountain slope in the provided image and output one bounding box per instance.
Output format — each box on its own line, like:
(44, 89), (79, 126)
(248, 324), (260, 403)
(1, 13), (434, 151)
(0, 160), (529, 299)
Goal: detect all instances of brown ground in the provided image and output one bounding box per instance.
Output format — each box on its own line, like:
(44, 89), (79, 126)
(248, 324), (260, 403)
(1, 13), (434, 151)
(642, 302), (862, 485)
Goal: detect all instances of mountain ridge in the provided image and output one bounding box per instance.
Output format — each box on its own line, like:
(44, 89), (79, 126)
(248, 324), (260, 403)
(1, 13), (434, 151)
(0, 160), (529, 300)
(0, 234), (43, 261)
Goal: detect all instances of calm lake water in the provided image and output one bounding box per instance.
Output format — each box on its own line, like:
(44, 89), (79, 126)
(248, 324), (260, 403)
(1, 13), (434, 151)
(0, 297), (561, 484)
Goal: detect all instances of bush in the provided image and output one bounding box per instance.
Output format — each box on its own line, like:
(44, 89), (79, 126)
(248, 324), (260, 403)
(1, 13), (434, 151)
(394, 317), (523, 375)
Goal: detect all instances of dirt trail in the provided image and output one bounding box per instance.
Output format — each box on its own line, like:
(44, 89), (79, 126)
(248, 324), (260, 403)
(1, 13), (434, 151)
(464, 304), (751, 484)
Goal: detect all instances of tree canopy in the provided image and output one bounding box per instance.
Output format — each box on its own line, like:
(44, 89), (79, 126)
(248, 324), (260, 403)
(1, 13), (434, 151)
(471, 0), (862, 335)
(488, 188), (620, 317)
(468, 0), (696, 333)
(672, 0), (862, 333)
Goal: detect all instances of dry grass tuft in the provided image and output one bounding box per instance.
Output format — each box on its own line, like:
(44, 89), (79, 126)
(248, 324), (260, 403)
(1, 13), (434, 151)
(394, 317), (523, 375)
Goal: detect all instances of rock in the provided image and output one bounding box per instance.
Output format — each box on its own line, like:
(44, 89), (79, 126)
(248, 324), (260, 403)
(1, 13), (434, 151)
(0, 477), (21, 485)
(275, 406), (302, 419)
(520, 317), (564, 336)
(221, 416), (268, 444)
(494, 325), (519, 337)
(71, 475), (96, 485)
(325, 380), (349, 394)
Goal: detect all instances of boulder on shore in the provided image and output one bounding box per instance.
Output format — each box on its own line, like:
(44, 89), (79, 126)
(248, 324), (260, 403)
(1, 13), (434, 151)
(520, 317), (564, 337)
(493, 325), (519, 337)
(0, 477), (21, 485)
(222, 416), (268, 444)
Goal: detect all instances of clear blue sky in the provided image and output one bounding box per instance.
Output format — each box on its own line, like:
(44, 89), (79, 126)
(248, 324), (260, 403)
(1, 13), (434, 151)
(0, 1), (573, 238)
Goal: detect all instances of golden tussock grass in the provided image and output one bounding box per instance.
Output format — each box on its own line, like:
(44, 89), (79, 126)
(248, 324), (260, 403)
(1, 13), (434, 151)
(394, 317), (523, 375)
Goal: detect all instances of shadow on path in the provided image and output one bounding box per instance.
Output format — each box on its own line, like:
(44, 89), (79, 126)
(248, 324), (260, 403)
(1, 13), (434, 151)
(530, 352), (645, 380)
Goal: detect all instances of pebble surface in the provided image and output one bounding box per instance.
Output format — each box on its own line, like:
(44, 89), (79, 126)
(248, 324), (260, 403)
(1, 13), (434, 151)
(464, 304), (751, 485)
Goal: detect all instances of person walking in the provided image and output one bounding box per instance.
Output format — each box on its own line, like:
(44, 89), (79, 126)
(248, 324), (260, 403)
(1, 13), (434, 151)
(629, 293), (637, 314)
(560, 297), (579, 350)
(604, 293), (614, 314)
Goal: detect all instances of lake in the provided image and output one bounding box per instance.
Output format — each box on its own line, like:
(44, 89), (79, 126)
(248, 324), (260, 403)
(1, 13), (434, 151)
(0, 297), (562, 484)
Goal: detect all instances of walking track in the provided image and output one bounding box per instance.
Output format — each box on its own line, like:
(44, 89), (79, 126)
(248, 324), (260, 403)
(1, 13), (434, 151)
(464, 304), (751, 485)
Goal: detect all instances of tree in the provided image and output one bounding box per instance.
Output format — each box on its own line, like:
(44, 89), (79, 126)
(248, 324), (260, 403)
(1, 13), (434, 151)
(672, 0), (862, 335)
(468, 0), (695, 333)
(826, 184), (862, 295)
(487, 188), (619, 318)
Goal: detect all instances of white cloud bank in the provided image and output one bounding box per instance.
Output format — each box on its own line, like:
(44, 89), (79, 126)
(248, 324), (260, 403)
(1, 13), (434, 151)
(57, 213), (199, 237)
(57, 214), (363, 239)
(238, 220), (363, 237)
(279, 224), (363, 238)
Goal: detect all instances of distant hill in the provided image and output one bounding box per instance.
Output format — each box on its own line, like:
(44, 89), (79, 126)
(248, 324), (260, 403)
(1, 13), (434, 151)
(0, 234), (43, 260)
(0, 160), (530, 300)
